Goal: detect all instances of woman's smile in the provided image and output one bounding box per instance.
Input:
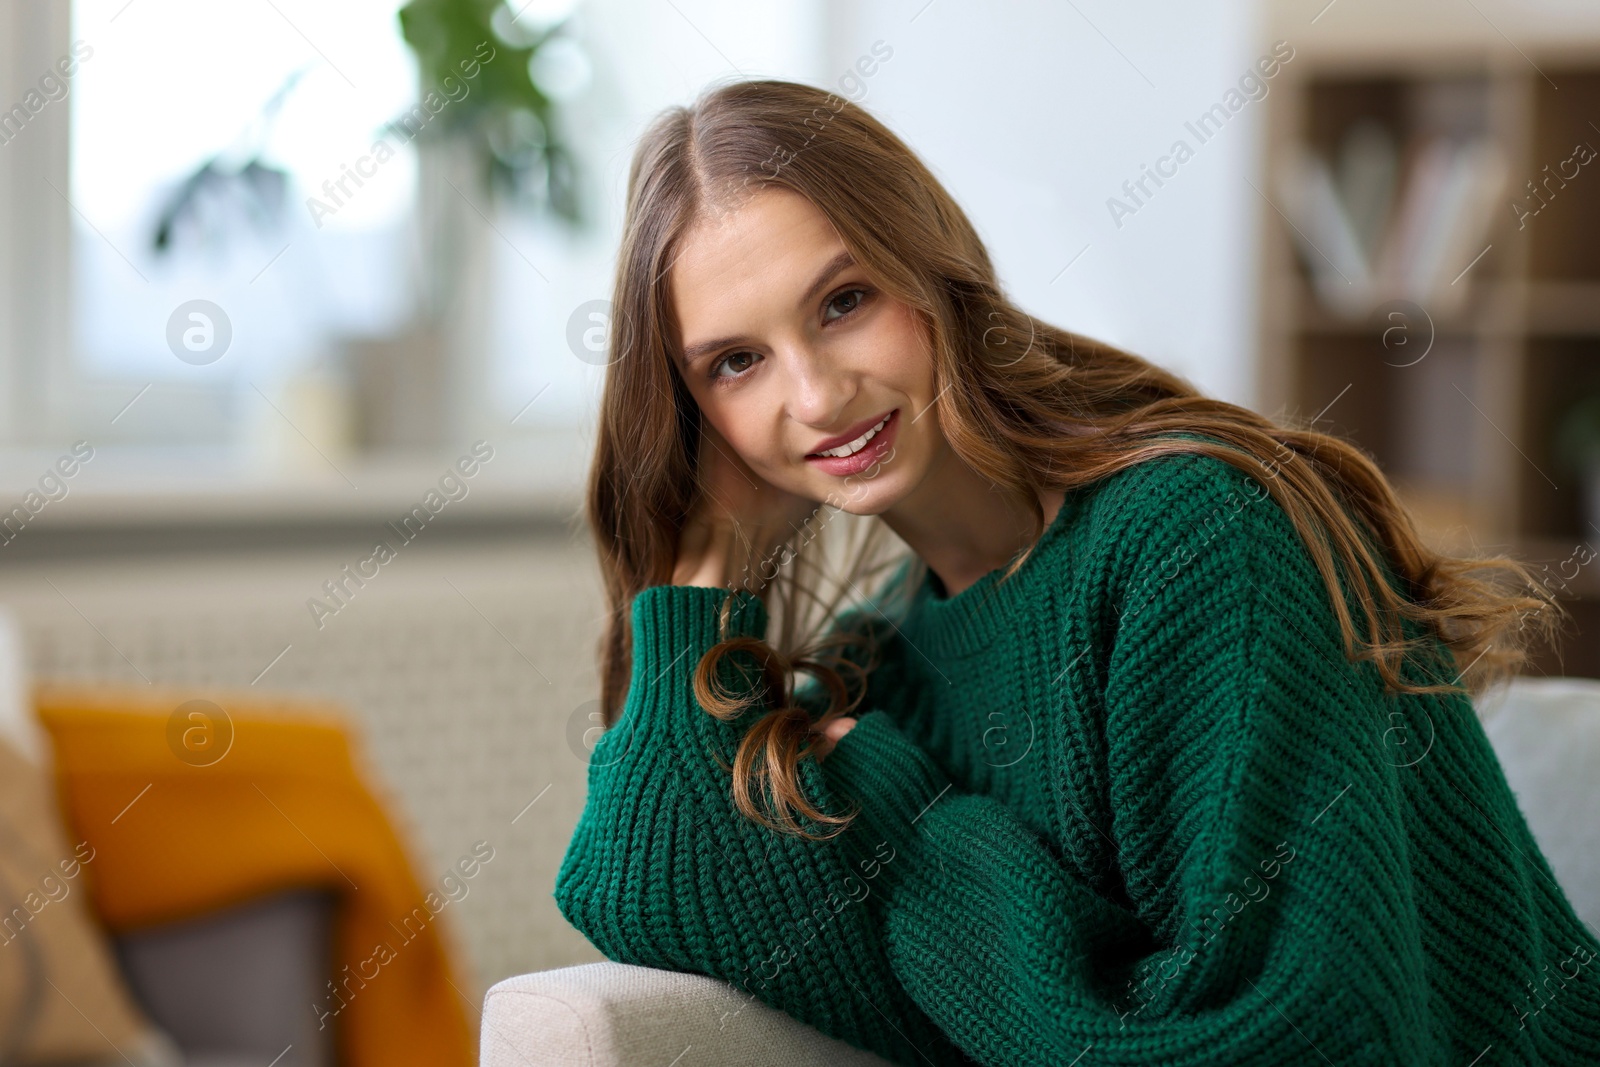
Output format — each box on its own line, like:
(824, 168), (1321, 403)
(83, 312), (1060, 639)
(804, 407), (899, 476)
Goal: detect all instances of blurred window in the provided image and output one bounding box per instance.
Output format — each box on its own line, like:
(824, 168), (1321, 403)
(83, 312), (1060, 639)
(67, 0), (418, 441)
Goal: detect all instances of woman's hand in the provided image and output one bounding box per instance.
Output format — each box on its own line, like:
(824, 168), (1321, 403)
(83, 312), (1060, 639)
(809, 716), (857, 761)
(672, 417), (821, 593)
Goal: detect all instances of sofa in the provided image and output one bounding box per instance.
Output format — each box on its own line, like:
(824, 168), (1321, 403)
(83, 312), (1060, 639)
(0, 605), (328, 1067)
(480, 674), (1600, 1067)
(0, 606), (476, 1067)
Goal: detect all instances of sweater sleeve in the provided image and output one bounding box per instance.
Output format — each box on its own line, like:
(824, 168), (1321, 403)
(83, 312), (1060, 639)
(812, 454), (1529, 1065)
(552, 583), (977, 1067)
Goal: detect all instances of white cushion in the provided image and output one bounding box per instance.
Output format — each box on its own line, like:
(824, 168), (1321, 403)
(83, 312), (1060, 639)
(1476, 676), (1600, 933)
(480, 962), (897, 1067)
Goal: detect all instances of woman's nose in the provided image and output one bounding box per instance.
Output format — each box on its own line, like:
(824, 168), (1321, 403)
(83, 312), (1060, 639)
(782, 345), (856, 427)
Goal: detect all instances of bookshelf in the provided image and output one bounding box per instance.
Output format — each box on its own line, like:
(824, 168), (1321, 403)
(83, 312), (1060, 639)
(1256, 45), (1600, 678)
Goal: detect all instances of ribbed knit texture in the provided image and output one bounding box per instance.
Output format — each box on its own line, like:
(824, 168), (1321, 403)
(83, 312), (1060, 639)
(554, 448), (1600, 1066)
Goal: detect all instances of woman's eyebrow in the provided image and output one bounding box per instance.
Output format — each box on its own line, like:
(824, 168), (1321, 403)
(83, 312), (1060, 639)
(795, 249), (856, 310)
(679, 249), (857, 367)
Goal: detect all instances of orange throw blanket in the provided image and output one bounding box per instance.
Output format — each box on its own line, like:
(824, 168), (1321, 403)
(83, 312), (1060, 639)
(34, 682), (477, 1067)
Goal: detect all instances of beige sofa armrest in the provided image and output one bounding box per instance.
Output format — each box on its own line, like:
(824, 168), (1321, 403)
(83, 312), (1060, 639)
(480, 962), (900, 1067)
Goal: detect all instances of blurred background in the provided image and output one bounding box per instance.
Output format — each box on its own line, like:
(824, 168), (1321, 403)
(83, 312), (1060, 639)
(3, 0), (1600, 1064)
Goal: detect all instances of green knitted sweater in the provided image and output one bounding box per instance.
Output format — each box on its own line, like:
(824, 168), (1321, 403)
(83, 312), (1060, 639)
(554, 449), (1600, 1066)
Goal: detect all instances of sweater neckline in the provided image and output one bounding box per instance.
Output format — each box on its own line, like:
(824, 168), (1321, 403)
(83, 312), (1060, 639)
(904, 487), (1084, 659)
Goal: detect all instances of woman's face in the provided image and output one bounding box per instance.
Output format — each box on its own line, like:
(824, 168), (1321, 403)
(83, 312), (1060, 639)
(667, 186), (941, 515)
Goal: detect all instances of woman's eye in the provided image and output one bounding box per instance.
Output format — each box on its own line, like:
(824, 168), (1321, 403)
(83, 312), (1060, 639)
(705, 287), (871, 387)
(709, 351), (757, 383)
(825, 287), (871, 321)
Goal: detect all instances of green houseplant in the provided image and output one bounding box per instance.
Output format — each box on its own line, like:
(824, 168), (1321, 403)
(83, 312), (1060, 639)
(149, 0), (587, 254)
(397, 0), (585, 225)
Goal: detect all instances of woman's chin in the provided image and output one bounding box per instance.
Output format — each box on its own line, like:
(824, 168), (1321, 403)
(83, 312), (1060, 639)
(818, 483), (899, 516)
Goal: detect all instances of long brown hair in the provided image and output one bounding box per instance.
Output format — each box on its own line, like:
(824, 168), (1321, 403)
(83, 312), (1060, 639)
(586, 76), (1564, 842)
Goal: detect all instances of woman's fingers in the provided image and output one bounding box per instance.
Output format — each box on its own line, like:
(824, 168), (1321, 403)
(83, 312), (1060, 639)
(811, 716), (858, 761)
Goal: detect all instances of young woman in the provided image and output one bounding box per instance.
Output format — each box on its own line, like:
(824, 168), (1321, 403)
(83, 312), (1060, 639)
(554, 78), (1600, 1066)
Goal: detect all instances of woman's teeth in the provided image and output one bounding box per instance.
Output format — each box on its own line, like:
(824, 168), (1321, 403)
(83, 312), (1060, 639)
(814, 413), (890, 458)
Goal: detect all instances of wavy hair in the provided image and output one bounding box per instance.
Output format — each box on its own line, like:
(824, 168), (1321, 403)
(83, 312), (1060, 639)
(586, 76), (1565, 842)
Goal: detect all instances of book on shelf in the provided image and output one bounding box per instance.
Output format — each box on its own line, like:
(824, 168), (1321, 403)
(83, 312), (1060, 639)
(1275, 126), (1507, 321)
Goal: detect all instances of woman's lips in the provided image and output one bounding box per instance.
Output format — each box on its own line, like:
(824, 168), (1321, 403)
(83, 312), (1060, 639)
(804, 408), (899, 476)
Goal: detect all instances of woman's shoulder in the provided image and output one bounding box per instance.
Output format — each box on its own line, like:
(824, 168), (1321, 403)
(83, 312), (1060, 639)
(1071, 438), (1294, 563)
(1078, 437), (1433, 648)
